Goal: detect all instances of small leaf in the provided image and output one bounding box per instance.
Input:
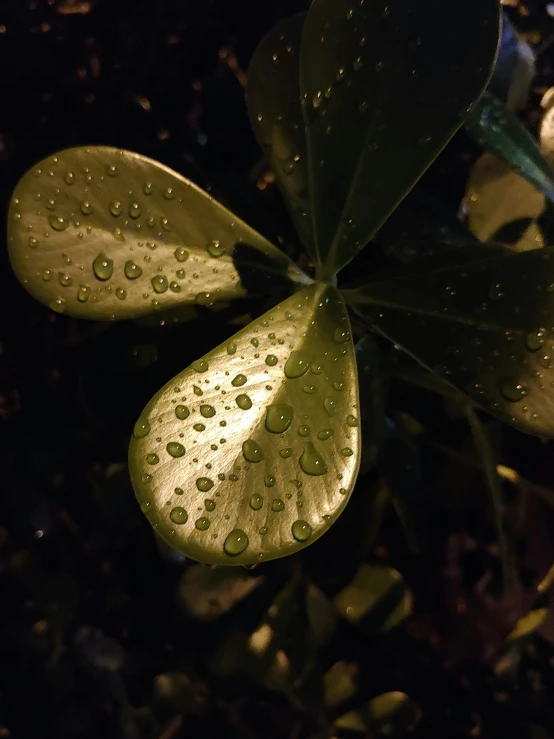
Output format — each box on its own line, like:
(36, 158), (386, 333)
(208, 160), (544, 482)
(465, 152), (545, 250)
(334, 563), (412, 631)
(336, 691), (421, 737)
(299, 0), (499, 276)
(246, 15), (314, 258)
(347, 247), (554, 436)
(465, 90), (554, 203)
(129, 282), (360, 566)
(8, 146), (308, 320)
(507, 608), (548, 642)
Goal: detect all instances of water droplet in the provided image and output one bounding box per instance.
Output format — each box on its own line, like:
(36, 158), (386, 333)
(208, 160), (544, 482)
(292, 520), (312, 542)
(129, 202), (141, 219)
(59, 273), (73, 287)
(303, 385), (316, 394)
(280, 448), (292, 458)
(78, 285), (90, 302)
(298, 425), (310, 437)
(28, 237), (38, 248)
(49, 297), (66, 313)
(299, 442), (327, 476)
(317, 429), (333, 441)
(123, 260), (141, 280)
(144, 182), (153, 195)
(48, 215), (69, 231)
(347, 415), (359, 427)
(133, 419), (151, 438)
(264, 475), (276, 487)
(224, 529), (249, 556)
(200, 404), (216, 418)
(193, 386), (203, 396)
(227, 342), (237, 355)
(265, 354), (278, 366)
(538, 354), (552, 369)
(333, 381), (345, 391)
(336, 67), (345, 81)
(207, 240), (225, 257)
(236, 394), (252, 410)
(232, 374), (247, 387)
(142, 474), (152, 484)
(170, 507), (188, 524)
(250, 494), (263, 510)
(110, 201), (123, 216)
(259, 526), (269, 535)
(284, 350), (311, 378)
(175, 405), (190, 420)
(195, 291), (215, 306)
(341, 448), (353, 457)
(311, 363), (323, 375)
(526, 328), (546, 352)
(93, 253), (113, 281)
(205, 499), (216, 512)
(176, 269), (186, 279)
(353, 56), (363, 71)
(500, 378), (528, 403)
(64, 171), (75, 185)
(174, 247), (189, 262)
(197, 477), (214, 492)
(146, 453), (160, 465)
(169, 281), (181, 293)
(323, 397), (337, 415)
(116, 287), (127, 300)
(272, 499), (285, 512)
(151, 275), (168, 293)
(266, 404), (293, 433)
(251, 338), (259, 348)
(163, 187), (175, 200)
(334, 326), (350, 343)
(80, 201), (93, 215)
(42, 269), (53, 282)
(193, 423), (206, 431)
(195, 517), (210, 531)
(175, 487), (184, 495)
(107, 164), (118, 177)
(167, 442), (185, 458)
(191, 359), (209, 373)
(242, 439), (264, 463)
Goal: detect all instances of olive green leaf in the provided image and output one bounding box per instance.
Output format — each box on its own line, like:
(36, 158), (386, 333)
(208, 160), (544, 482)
(336, 691), (421, 737)
(346, 247), (554, 436)
(299, 0), (500, 277)
(8, 146), (309, 320)
(334, 563), (412, 632)
(246, 14), (315, 258)
(465, 152), (545, 250)
(129, 282), (360, 566)
(465, 90), (554, 203)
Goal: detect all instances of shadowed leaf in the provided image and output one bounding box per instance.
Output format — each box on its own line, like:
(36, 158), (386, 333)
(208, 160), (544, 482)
(246, 14), (315, 258)
(299, 0), (499, 276)
(347, 247), (554, 436)
(129, 282), (360, 566)
(336, 691), (421, 737)
(8, 146), (308, 320)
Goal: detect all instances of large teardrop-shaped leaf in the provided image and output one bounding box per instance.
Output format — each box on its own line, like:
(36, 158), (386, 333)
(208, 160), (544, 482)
(8, 147), (308, 320)
(346, 247), (554, 436)
(299, 0), (500, 277)
(129, 282), (360, 566)
(465, 90), (554, 203)
(246, 15), (315, 259)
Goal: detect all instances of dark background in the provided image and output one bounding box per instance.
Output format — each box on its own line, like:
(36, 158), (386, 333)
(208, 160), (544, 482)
(3, 1), (554, 738)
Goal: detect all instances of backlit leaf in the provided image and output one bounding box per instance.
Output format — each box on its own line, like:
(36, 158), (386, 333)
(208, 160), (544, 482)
(347, 247), (554, 436)
(299, 0), (499, 276)
(335, 691), (421, 737)
(334, 563), (411, 631)
(129, 282), (360, 566)
(8, 146), (308, 320)
(465, 90), (554, 203)
(465, 152), (545, 250)
(246, 15), (314, 258)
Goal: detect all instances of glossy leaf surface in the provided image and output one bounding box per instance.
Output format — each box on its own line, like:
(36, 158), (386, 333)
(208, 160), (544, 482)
(129, 282), (360, 566)
(8, 147), (308, 320)
(347, 247), (554, 436)
(300, 0), (499, 276)
(246, 15), (314, 258)
(465, 90), (554, 203)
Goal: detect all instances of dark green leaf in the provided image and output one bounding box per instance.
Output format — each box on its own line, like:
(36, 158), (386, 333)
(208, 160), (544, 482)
(336, 691), (421, 736)
(129, 283), (360, 566)
(246, 15), (315, 258)
(347, 247), (554, 436)
(299, 0), (500, 276)
(465, 90), (554, 203)
(8, 146), (309, 320)
(355, 335), (387, 471)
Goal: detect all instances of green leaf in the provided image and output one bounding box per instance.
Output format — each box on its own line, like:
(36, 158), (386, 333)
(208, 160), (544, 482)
(334, 563), (412, 632)
(8, 146), (309, 320)
(336, 691), (421, 736)
(246, 15), (315, 258)
(465, 152), (546, 250)
(465, 90), (554, 203)
(346, 246), (554, 436)
(129, 282), (360, 566)
(299, 0), (500, 276)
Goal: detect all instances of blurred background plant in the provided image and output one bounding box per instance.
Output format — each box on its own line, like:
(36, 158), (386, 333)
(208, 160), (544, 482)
(3, 1), (554, 738)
